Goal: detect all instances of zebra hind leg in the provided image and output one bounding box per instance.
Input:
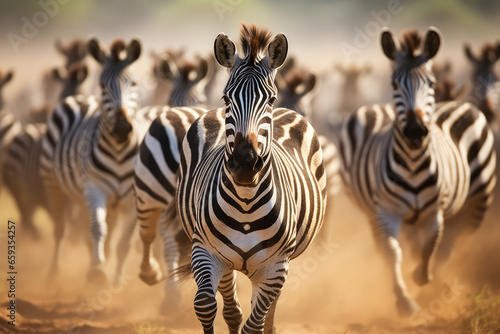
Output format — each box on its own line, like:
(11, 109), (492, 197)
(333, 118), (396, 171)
(412, 212), (444, 286)
(241, 259), (289, 334)
(160, 216), (184, 312)
(47, 188), (69, 280)
(138, 206), (164, 285)
(218, 270), (243, 334)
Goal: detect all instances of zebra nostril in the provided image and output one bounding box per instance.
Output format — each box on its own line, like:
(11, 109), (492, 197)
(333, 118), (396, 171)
(227, 156), (237, 171)
(253, 156), (264, 172)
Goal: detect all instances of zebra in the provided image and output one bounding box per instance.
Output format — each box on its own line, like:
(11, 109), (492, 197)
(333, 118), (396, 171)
(3, 63), (88, 240)
(464, 42), (500, 123)
(30, 63), (89, 123)
(0, 70), (22, 191)
(40, 38), (88, 113)
(175, 23), (326, 334)
(134, 57), (212, 306)
(275, 66), (341, 244)
(338, 27), (497, 316)
(154, 54), (210, 107)
(40, 38), (151, 284)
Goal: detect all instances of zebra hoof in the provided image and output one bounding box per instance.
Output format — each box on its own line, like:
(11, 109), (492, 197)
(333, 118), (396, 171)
(139, 259), (165, 286)
(396, 296), (421, 317)
(87, 267), (108, 287)
(412, 264), (433, 286)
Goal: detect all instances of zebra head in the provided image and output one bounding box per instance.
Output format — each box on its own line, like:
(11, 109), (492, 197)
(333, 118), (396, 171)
(52, 63), (88, 99)
(155, 54), (209, 107)
(276, 67), (318, 118)
(55, 38), (87, 69)
(0, 69), (13, 110)
(88, 38), (141, 144)
(464, 42), (500, 122)
(214, 23), (288, 186)
(381, 27), (441, 149)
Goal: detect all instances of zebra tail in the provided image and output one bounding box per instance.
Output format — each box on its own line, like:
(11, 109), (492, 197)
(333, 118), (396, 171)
(170, 263), (193, 282)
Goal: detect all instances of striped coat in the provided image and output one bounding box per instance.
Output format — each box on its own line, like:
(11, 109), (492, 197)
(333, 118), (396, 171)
(175, 24), (326, 334)
(40, 39), (151, 284)
(338, 27), (496, 316)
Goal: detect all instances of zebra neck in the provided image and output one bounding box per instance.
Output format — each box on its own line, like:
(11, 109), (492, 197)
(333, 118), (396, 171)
(392, 126), (431, 172)
(97, 118), (136, 153)
(220, 162), (273, 206)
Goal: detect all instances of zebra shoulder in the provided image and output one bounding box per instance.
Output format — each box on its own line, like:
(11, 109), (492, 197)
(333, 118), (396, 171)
(183, 107), (225, 151)
(434, 101), (488, 144)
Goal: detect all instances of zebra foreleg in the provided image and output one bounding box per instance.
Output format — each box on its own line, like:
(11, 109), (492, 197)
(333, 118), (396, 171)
(218, 270), (243, 334)
(412, 212), (443, 286)
(242, 259), (289, 334)
(138, 207), (165, 285)
(114, 198), (137, 283)
(374, 212), (420, 316)
(191, 244), (226, 334)
(84, 186), (109, 285)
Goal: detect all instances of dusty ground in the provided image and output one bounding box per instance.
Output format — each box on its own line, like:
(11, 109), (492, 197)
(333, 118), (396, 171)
(1, 182), (499, 334)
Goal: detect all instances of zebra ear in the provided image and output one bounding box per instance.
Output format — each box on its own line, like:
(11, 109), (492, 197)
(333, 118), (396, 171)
(268, 33), (288, 70)
(52, 67), (65, 81)
(495, 43), (500, 61)
(155, 54), (177, 80)
(380, 28), (397, 60)
(464, 44), (477, 63)
(55, 39), (66, 55)
(302, 72), (318, 95)
(423, 27), (441, 60)
(0, 70), (14, 86)
(127, 39), (142, 64)
(195, 57), (210, 84)
(214, 33), (236, 68)
(87, 38), (107, 64)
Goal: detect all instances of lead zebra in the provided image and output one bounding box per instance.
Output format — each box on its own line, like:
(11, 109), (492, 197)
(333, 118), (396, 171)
(338, 27), (496, 315)
(41, 38), (151, 283)
(175, 24), (326, 334)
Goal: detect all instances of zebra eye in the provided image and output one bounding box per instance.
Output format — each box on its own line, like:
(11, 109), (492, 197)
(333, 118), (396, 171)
(391, 81), (398, 90)
(428, 79), (436, 88)
(222, 95), (231, 106)
(268, 96), (277, 106)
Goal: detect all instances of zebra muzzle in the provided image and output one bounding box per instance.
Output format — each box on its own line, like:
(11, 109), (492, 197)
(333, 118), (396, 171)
(227, 141), (264, 185)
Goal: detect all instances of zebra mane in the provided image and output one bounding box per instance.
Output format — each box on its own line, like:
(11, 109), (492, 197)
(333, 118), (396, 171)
(240, 23), (273, 62)
(400, 30), (422, 57)
(110, 39), (127, 62)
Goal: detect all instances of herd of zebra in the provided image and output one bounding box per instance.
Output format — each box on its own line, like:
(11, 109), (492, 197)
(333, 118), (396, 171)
(0, 23), (498, 333)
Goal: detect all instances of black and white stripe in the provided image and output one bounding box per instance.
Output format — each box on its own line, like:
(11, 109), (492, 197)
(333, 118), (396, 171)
(3, 63), (89, 240)
(40, 38), (151, 284)
(338, 27), (497, 316)
(175, 24), (326, 334)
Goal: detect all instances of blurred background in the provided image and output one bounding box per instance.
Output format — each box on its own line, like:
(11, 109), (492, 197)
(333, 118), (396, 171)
(1, 0), (500, 123)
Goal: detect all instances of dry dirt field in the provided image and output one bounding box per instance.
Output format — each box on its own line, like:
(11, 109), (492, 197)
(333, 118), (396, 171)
(1, 183), (500, 334)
